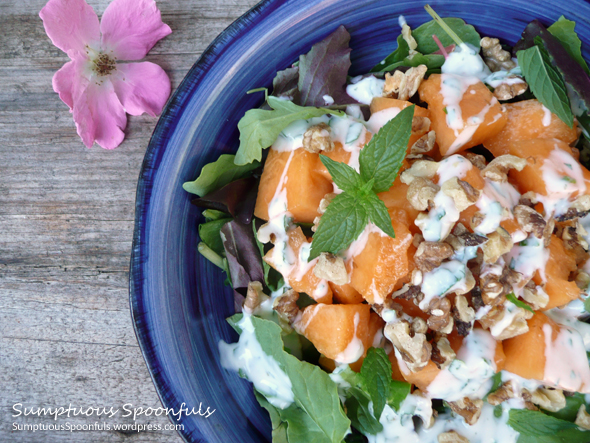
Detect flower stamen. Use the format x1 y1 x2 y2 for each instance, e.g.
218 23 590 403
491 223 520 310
93 53 116 76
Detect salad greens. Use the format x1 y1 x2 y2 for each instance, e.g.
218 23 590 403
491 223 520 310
183 8 590 443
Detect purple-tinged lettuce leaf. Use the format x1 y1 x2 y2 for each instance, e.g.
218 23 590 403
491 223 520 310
272 65 300 102
298 25 354 107
191 176 259 225
220 219 265 296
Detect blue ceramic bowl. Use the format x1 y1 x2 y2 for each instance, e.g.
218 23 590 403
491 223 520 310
130 0 590 441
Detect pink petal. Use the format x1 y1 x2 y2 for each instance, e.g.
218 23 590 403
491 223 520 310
100 0 172 60
52 59 85 109
72 77 127 149
40 0 100 57
111 62 170 117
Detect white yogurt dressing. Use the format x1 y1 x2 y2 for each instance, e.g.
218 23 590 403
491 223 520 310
475 179 521 236
366 107 402 134
505 235 549 283
334 313 366 364
419 260 469 310
541 105 552 127
219 314 294 408
416 192 460 242
436 154 473 183
347 75 385 105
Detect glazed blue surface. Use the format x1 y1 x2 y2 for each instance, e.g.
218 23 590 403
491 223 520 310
130 0 590 442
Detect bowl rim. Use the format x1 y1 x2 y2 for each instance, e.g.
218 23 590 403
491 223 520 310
128 0 274 441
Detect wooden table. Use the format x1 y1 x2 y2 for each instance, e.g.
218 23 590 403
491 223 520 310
0 0 258 441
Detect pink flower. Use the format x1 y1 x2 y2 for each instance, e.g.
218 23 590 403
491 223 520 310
40 0 172 149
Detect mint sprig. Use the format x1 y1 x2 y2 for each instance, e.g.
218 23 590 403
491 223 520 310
309 106 414 260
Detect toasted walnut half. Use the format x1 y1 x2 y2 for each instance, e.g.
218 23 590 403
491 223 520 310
438 431 470 443
530 388 567 412
431 337 456 369
448 397 484 425
482 227 513 264
303 122 334 154
400 160 440 185
442 177 481 212
482 155 527 182
313 252 348 285
273 289 300 326
493 81 528 101
243 281 268 313
575 405 590 430
383 65 428 101
481 37 517 72
427 297 454 334
414 241 454 272
384 321 432 372
407 177 440 211
514 205 546 239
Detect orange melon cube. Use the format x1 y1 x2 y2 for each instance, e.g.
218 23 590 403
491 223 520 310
350 209 413 304
533 235 581 310
484 100 579 157
264 227 332 304
377 175 421 226
329 282 364 304
296 303 377 363
370 97 430 147
418 74 506 156
254 148 333 223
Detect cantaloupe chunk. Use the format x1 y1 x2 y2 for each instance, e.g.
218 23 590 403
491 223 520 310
377 174 421 226
503 312 559 380
532 235 580 310
370 97 430 147
315 133 372 181
350 209 413 304
418 74 506 156
254 148 333 223
264 227 332 304
504 138 590 198
329 282 364 304
297 304 380 364
484 100 579 157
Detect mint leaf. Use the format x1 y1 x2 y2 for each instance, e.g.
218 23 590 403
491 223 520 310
359 348 392 419
506 292 535 313
362 193 395 238
235 96 342 165
548 16 590 75
412 18 480 54
388 380 411 411
359 105 414 193
199 217 231 256
309 193 368 260
183 154 260 197
298 25 353 107
320 155 364 193
517 45 574 128
486 372 503 398
508 409 590 442
345 387 383 436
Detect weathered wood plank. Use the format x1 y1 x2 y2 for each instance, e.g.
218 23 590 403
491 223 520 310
0 0 259 441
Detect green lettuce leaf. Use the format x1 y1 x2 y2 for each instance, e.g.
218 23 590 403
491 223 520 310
548 16 590 75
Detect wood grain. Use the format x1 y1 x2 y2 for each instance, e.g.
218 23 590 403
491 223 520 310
0 0 259 441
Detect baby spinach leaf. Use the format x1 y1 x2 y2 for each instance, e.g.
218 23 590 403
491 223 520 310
235 96 343 165
508 409 590 442
548 16 590 75
345 387 383 436
309 192 368 260
183 154 260 197
388 380 411 411
298 25 353 107
412 17 480 54
506 293 535 313
359 348 392 419
362 193 395 238
320 155 365 193
517 44 574 128
359 105 414 193
370 35 410 72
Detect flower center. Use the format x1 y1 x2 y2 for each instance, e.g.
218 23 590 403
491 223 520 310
93 53 116 76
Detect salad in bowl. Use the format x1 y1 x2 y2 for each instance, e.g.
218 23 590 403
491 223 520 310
182 6 590 443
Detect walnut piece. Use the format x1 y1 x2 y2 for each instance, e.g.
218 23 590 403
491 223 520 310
243 281 268 313
448 397 484 425
482 227 513 264
442 177 481 212
407 177 440 211
410 131 436 155
493 81 528 101
574 270 590 291
383 65 428 101
530 387 566 412
302 122 333 153
555 195 590 222
521 282 549 310
575 405 590 430
400 160 440 185
481 37 517 72
313 252 348 285
312 192 337 232
482 155 527 182
454 294 475 323
438 431 470 443
487 381 517 406
514 205 546 238
464 152 488 170
427 297 454 334
414 241 454 272
431 337 456 369
273 289 300 326
384 321 432 372
481 302 532 340
412 116 431 134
